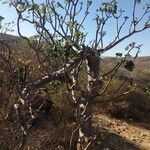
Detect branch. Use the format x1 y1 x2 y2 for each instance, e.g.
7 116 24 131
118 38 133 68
97 1 150 53
69 127 79 150
98 59 124 96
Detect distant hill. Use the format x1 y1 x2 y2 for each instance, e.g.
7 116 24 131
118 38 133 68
102 56 150 87
0 33 21 43
0 33 149 87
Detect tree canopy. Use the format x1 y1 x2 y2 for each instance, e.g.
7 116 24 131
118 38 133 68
0 0 150 149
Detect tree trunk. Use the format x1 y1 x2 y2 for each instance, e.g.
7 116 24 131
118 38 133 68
77 50 102 150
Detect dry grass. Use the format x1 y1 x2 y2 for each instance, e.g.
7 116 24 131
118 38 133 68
0 34 150 149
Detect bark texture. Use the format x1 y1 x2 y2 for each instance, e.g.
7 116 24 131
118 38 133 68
77 49 102 150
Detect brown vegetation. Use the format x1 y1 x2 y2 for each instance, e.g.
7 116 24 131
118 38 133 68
0 34 150 150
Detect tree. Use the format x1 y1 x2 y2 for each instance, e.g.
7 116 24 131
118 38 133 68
0 0 150 149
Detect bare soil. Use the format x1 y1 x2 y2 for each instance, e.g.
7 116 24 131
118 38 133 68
93 113 150 150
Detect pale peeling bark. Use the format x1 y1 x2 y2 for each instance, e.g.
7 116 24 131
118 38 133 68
86 51 102 95
77 50 102 150
12 57 83 149
14 99 28 150
14 71 65 149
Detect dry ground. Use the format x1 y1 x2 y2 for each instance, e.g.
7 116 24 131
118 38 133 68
93 113 150 150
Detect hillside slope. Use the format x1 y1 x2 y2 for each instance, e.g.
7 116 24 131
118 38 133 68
0 33 150 149
101 56 150 87
93 113 150 150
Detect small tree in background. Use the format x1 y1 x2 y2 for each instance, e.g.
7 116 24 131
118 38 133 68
0 0 150 149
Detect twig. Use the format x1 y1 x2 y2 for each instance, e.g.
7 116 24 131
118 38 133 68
69 127 79 150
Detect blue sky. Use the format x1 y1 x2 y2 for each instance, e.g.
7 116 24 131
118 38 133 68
0 0 150 56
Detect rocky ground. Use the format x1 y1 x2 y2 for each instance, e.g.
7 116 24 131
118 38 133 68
93 114 150 150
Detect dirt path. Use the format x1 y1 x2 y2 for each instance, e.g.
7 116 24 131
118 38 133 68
93 114 150 150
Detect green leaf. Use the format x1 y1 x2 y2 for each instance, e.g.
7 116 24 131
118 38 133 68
52 45 59 58
124 60 135 71
64 44 72 57
68 21 73 31
75 31 82 43
70 49 79 60
100 0 117 14
28 4 40 12
17 2 26 11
